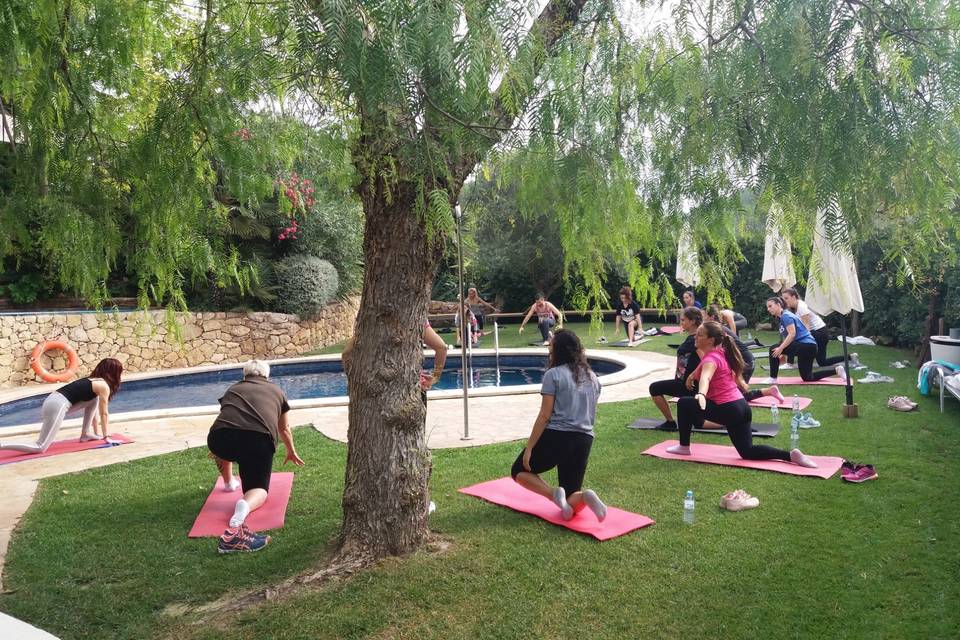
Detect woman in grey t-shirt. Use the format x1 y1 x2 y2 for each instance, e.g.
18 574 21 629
510 330 608 522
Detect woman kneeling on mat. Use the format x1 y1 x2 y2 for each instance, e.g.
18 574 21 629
766 297 838 382
207 360 305 553
666 322 817 468
0 358 123 454
511 330 607 522
647 306 703 431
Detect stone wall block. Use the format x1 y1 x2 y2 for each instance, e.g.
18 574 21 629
0 297 359 388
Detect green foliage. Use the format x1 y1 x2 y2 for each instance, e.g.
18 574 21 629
3 0 957 320
288 199 364 298
0 0 359 311
273 255 339 318
457 171 565 311
5 272 49 305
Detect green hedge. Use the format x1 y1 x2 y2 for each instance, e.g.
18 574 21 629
273 255 339 318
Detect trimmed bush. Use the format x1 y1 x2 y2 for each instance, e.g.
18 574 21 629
273 255 339 318
288 200 364 297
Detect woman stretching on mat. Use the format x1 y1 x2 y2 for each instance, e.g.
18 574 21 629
647 307 703 431
706 304 748 336
684 311 783 419
614 286 644 344
519 293 564 346
666 322 817 467
766 297 838 382
0 358 123 454
780 288 845 370
511 330 607 522
207 360 304 552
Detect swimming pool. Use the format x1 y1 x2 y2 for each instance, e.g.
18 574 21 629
0 354 626 429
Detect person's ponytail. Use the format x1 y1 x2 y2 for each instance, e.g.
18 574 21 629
720 333 748 391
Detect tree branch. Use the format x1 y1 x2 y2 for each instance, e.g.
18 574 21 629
451 0 591 184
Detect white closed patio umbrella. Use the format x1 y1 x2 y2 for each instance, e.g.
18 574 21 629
805 206 864 414
676 218 701 288
761 203 796 292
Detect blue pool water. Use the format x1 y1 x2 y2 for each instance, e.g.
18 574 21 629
0 356 624 428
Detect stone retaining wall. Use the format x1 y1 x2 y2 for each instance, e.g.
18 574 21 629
0 298 359 388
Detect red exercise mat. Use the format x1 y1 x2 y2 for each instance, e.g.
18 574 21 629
748 395 813 410
642 440 843 479
0 434 134 466
752 376 849 386
188 472 295 538
459 477 654 541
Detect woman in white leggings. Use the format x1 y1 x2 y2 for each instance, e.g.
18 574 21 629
1 358 123 454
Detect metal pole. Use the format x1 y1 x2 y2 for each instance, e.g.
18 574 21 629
454 204 471 440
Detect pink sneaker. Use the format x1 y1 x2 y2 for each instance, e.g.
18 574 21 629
844 464 878 483
720 489 760 511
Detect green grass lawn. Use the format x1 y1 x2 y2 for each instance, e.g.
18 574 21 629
2 341 959 639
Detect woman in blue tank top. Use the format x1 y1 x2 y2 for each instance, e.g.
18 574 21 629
765 298 840 382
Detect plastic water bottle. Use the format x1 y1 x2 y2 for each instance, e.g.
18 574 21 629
770 404 780 426
791 394 801 428
790 420 800 451
683 490 695 525
746 330 753 342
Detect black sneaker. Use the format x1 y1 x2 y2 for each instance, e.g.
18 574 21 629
655 420 678 431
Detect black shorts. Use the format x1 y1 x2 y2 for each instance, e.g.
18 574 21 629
510 429 593 495
207 428 275 493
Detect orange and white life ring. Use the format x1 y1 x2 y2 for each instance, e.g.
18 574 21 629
30 340 80 383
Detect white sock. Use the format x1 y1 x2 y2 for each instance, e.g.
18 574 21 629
552 487 574 521
790 449 818 468
835 364 847 381
582 489 607 522
666 444 691 455
80 433 101 442
223 478 241 493
229 499 251 527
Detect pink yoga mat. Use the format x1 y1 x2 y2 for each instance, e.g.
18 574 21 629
642 440 843 479
752 376 849 386
459 477 654 541
188 472 295 538
748 395 813 410
0 434 134 466
657 325 683 335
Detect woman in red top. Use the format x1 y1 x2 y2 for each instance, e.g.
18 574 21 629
666 322 817 467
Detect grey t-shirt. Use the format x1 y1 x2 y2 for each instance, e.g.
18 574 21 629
542 365 601 436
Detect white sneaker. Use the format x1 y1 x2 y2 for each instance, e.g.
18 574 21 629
720 489 760 511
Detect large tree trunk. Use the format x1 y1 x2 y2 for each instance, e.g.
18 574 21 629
331 0 590 563
338 179 445 559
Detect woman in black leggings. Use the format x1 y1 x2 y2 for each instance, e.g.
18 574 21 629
781 288 844 368
648 306 704 431
765 297 838 382
666 321 817 467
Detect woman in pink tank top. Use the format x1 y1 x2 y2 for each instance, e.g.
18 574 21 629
666 322 818 468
